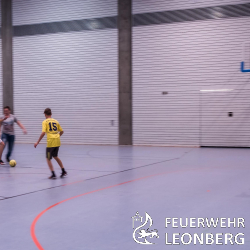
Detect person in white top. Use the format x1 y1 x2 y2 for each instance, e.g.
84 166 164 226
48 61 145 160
0 106 27 164
0 117 6 165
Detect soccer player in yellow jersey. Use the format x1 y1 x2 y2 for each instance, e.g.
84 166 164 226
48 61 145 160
34 108 67 179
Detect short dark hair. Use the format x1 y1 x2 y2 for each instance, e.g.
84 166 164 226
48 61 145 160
4 106 11 110
44 108 52 116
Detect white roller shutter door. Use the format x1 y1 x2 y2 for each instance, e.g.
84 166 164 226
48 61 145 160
133 0 249 13
133 17 250 146
13 0 118 145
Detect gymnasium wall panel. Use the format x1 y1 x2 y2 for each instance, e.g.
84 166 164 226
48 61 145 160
13 0 118 145
201 89 250 147
133 0 249 14
133 15 250 146
13 0 117 25
14 30 118 145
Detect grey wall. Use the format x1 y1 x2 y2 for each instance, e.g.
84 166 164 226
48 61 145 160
13 0 117 25
2 0 249 147
13 0 118 145
132 1 250 147
133 0 250 13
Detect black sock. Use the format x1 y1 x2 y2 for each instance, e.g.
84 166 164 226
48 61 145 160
51 171 56 176
62 168 66 174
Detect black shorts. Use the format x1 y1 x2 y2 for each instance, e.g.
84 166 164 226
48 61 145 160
46 147 59 160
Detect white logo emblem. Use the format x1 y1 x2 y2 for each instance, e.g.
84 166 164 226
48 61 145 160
132 211 159 245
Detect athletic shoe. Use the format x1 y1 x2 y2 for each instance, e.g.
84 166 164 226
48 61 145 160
0 160 5 165
60 172 67 178
48 175 56 179
6 157 10 162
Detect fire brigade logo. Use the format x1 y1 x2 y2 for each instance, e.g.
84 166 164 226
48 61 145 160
132 212 159 245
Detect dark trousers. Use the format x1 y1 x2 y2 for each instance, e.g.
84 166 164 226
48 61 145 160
1 133 15 159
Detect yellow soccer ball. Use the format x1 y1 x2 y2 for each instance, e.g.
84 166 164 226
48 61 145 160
9 160 16 167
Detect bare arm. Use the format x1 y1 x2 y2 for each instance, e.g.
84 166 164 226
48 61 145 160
59 131 64 136
16 121 27 134
34 132 46 148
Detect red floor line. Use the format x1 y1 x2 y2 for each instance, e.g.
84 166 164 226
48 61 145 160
30 167 208 250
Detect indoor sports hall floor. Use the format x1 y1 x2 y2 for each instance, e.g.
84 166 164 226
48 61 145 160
0 144 249 250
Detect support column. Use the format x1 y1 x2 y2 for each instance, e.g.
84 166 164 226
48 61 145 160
118 0 132 145
2 0 13 112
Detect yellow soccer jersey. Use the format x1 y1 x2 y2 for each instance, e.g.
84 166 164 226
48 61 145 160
42 118 63 148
